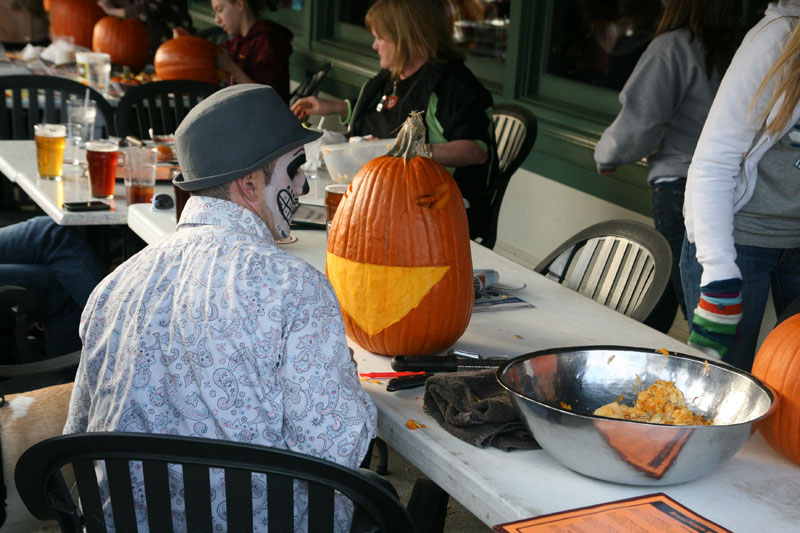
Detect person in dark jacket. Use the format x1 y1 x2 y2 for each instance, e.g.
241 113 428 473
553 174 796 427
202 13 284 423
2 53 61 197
212 0 293 103
291 0 498 246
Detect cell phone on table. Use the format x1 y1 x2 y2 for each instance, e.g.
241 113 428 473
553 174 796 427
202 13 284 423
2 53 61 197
63 201 111 212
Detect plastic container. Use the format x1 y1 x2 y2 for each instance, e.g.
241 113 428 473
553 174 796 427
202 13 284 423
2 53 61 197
321 138 395 183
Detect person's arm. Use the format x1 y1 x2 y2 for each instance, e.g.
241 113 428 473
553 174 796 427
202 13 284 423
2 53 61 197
97 0 125 17
594 34 687 173
216 49 255 85
278 270 377 469
291 96 349 120
429 139 486 167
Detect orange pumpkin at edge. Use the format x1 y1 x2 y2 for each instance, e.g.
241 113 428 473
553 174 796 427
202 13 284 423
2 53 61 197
48 0 105 49
325 111 474 356
154 35 222 84
751 313 800 466
93 16 151 73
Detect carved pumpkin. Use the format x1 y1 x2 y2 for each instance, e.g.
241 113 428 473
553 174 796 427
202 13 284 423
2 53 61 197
154 36 222 84
751 313 800 466
326 112 474 356
92 17 150 72
48 0 105 49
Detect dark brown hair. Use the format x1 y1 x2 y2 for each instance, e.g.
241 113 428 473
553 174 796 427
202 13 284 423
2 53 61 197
656 0 743 78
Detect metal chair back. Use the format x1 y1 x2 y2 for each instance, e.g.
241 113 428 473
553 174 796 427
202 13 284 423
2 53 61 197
486 103 537 248
16 432 418 533
0 75 115 139
289 62 332 106
535 219 672 322
114 80 221 139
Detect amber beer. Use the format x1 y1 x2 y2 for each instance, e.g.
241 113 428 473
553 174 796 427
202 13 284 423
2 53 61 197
126 185 155 205
324 183 348 237
86 140 119 198
34 124 67 180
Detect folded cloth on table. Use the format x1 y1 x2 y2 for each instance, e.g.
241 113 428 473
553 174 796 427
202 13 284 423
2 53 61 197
423 369 539 451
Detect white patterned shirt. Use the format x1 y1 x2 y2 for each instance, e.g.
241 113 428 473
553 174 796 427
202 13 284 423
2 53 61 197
64 196 377 531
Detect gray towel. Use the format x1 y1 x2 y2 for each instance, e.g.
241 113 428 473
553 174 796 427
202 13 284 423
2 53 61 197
422 369 539 451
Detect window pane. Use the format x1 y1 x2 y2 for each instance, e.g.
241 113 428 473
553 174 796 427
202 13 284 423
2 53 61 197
334 1 510 62
445 0 510 61
546 0 663 91
278 0 304 10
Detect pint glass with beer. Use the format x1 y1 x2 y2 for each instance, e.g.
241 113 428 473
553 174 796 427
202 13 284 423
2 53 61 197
34 123 67 180
86 140 121 198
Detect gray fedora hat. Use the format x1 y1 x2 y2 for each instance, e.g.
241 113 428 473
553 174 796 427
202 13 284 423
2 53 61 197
173 84 321 191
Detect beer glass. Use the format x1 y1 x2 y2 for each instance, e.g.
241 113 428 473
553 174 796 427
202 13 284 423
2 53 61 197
324 183 348 238
34 123 67 180
124 147 157 205
67 100 97 145
86 140 121 198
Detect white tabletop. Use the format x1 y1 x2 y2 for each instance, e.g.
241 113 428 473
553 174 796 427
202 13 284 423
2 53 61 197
0 140 172 225
127 204 800 532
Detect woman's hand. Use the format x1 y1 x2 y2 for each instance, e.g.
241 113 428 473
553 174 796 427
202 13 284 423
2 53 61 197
97 0 124 17
291 97 347 120
215 48 236 74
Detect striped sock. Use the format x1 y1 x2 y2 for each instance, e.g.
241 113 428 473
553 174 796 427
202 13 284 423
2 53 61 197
688 278 742 359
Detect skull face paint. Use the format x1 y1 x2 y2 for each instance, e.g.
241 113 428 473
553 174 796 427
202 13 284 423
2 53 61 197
263 148 308 239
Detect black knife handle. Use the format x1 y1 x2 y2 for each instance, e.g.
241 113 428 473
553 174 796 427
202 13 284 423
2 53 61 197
386 373 432 391
391 355 458 373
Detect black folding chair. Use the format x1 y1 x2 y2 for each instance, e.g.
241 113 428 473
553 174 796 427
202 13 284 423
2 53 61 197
114 80 221 139
16 432 428 532
289 62 332 106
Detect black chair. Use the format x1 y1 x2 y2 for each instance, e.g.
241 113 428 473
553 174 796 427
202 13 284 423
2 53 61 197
16 432 423 533
290 62 332 106
0 285 81 393
114 80 221 139
485 103 537 249
0 75 115 140
535 219 672 323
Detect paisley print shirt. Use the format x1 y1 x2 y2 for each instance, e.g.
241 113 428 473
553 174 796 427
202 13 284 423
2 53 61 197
64 196 377 531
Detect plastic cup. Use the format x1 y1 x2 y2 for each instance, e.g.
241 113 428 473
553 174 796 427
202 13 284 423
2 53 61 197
324 183 348 237
75 52 111 93
67 100 97 145
86 140 121 198
63 123 83 167
124 147 158 205
34 123 67 180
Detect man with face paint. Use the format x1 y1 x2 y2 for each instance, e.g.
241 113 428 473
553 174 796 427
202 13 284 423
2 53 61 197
64 85 378 532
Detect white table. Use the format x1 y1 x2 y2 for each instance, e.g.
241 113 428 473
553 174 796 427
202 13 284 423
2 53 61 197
127 203 800 532
0 140 172 225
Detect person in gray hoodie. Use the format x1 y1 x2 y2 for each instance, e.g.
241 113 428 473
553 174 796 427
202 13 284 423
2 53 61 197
594 0 742 332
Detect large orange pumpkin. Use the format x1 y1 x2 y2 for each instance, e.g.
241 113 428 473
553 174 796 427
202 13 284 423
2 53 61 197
154 36 222 84
751 313 800 466
326 112 474 356
92 17 150 72
48 0 105 49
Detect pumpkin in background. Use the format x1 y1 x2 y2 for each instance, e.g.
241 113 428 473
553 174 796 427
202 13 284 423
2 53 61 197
751 313 800 466
326 111 474 356
154 36 221 84
92 17 150 72
43 0 52 11
48 0 105 49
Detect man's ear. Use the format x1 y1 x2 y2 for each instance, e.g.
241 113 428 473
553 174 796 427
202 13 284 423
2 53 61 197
232 171 260 202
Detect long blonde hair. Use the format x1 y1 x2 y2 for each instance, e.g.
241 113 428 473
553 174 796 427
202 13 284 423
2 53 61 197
365 0 463 80
752 18 800 136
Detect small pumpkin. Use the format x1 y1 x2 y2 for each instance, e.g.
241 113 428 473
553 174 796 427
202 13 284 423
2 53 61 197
154 36 222 84
326 111 474 356
48 0 105 49
92 16 150 72
751 313 800 466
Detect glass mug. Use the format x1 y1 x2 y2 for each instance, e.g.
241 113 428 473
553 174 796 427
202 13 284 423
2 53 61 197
34 123 67 180
86 140 122 198
66 100 97 146
324 183 348 237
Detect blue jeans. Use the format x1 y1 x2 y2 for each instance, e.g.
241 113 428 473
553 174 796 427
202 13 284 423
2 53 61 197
0 216 106 356
680 237 800 371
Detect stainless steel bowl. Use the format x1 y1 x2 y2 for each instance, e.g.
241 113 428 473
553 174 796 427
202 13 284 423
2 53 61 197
497 346 775 486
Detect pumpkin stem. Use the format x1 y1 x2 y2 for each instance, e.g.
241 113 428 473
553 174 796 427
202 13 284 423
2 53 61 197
386 110 430 161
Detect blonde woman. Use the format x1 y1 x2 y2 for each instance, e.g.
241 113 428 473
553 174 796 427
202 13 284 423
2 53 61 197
291 0 499 246
682 0 800 371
